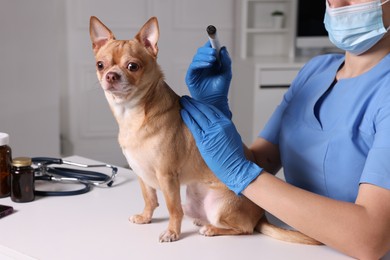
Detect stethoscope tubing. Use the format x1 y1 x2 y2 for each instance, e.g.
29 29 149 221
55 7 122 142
32 157 118 196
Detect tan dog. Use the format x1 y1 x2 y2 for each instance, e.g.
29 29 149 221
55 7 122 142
89 16 320 244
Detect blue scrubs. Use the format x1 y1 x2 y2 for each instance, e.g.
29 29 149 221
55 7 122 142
260 53 390 202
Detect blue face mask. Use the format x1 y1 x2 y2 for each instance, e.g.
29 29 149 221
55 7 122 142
324 0 390 55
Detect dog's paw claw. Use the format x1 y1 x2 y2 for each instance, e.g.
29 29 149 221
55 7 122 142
159 229 180 242
129 214 151 224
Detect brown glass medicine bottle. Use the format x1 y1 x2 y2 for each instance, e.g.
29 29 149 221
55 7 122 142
11 157 35 202
0 133 12 198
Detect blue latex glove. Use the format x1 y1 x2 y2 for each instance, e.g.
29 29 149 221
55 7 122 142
185 41 232 119
180 96 263 195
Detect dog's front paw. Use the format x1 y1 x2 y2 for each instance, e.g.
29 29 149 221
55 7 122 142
129 214 152 224
159 229 180 242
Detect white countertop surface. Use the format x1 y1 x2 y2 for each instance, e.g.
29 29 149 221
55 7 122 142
0 155 388 260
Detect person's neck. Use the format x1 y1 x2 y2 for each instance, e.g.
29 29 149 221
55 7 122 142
337 38 390 80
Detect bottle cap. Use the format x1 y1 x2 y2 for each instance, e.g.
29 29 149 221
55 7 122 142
12 157 32 167
0 133 10 146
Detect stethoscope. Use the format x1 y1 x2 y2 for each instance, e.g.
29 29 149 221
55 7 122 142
32 157 118 196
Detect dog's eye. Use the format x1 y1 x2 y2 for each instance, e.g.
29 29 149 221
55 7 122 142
97 61 104 71
127 62 139 72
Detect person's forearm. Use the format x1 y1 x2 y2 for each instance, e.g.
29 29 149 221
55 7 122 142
243 173 390 260
244 139 282 175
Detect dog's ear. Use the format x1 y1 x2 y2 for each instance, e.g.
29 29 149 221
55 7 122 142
135 17 159 58
89 16 115 54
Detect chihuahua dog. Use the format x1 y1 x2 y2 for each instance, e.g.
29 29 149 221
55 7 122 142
89 16 320 244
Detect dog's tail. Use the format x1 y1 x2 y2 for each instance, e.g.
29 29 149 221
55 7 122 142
255 216 322 245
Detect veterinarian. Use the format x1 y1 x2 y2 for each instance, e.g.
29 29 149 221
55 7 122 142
180 0 390 259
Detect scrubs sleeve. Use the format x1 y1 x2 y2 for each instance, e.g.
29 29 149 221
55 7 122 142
258 67 305 144
360 98 390 190
258 98 288 145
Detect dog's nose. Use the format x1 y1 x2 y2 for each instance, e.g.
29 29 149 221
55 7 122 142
106 72 121 82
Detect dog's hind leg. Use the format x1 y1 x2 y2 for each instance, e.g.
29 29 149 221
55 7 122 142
129 177 159 224
199 210 256 236
200 189 263 237
183 183 209 227
200 224 253 236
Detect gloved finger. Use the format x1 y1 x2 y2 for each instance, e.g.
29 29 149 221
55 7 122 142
180 96 223 127
188 58 214 71
203 41 212 48
180 108 204 142
187 98 224 124
180 96 210 129
186 49 216 77
219 47 232 70
192 49 217 64
185 61 211 87
192 41 217 60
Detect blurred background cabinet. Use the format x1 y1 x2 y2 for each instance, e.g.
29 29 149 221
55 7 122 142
233 0 301 143
239 0 297 59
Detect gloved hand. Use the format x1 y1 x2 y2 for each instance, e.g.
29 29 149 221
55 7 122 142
180 96 262 195
185 41 232 119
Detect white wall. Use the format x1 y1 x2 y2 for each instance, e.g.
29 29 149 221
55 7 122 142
0 0 64 157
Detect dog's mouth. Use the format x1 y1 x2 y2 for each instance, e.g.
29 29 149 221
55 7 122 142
107 86 131 93
101 79 132 93
106 86 133 98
